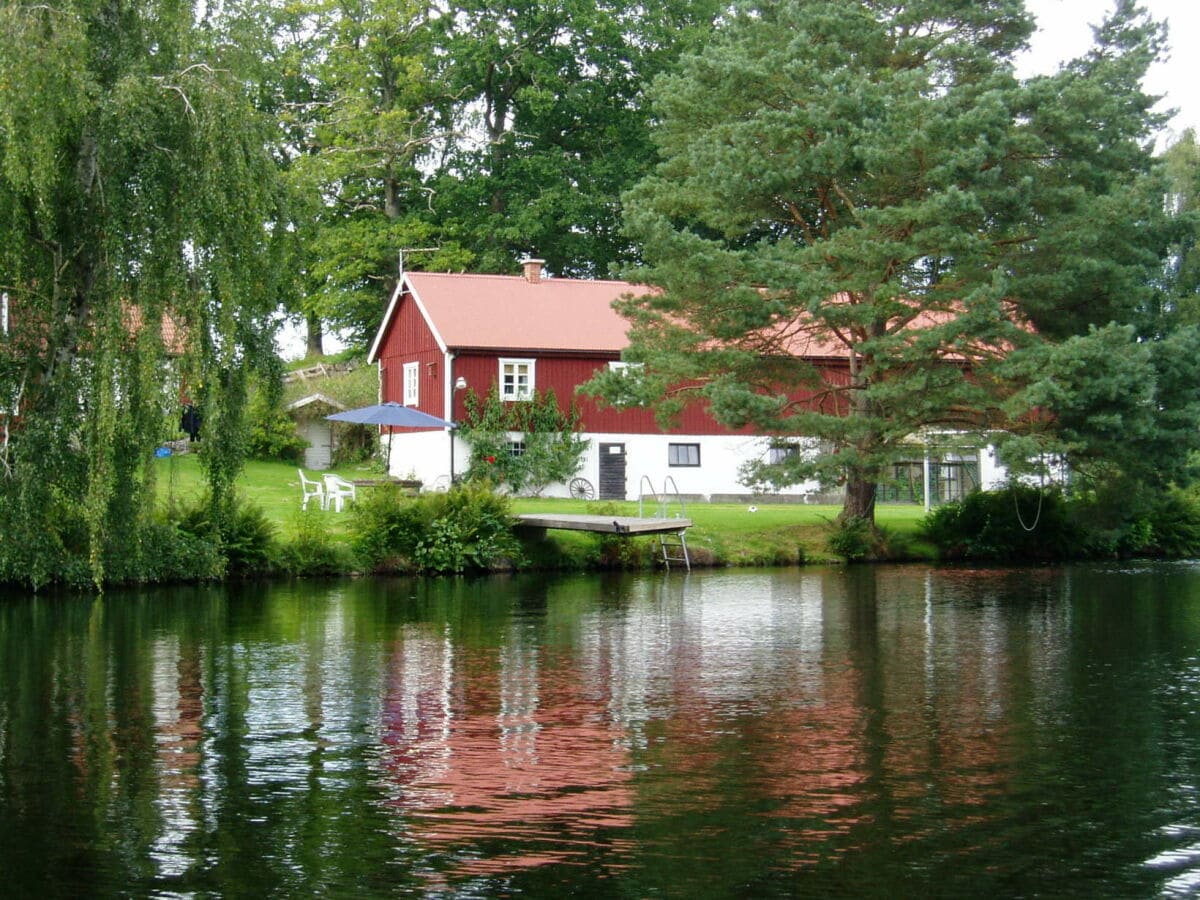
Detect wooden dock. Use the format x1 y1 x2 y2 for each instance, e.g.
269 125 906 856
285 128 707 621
514 514 692 535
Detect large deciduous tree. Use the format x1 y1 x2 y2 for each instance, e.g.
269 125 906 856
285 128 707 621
0 0 283 586
594 0 1187 525
428 0 720 277
278 0 474 347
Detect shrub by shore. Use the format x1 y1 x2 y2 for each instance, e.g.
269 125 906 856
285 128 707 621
4 456 1200 590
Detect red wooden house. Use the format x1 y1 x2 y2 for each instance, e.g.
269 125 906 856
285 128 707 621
368 260 853 500
368 260 1009 500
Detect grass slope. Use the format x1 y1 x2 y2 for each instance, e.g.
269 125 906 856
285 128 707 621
155 455 936 566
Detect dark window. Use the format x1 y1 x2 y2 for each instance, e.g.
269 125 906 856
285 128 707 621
769 444 799 465
508 440 526 458
668 443 700 467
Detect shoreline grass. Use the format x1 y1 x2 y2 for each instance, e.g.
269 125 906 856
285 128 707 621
156 455 937 569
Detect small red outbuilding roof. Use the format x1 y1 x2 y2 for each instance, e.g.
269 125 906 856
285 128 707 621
369 271 654 361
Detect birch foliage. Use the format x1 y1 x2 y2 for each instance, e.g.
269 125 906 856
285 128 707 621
0 0 283 586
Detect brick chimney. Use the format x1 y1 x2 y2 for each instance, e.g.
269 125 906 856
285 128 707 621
521 258 545 284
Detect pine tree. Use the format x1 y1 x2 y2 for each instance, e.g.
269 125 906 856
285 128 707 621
598 0 1179 524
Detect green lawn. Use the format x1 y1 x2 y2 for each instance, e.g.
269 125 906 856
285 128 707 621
155 455 937 565
154 454 378 537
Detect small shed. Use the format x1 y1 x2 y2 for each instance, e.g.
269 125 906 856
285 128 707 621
286 393 346 470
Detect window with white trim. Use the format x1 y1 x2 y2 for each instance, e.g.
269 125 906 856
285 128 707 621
606 360 645 406
499 358 535 401
668 443 700 467
508 440 526 458
403 362 419 406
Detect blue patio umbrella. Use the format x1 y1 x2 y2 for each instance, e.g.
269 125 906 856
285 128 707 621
326 402 454 471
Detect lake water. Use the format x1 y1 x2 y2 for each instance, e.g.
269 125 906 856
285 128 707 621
1 564 1199 898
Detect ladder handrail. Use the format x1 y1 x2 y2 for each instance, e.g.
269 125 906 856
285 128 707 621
638 475 692 571
639 475 688 520
638 475 657 518
661 476 686 519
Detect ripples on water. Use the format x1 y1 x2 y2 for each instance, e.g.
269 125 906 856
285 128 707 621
1 565 1199 897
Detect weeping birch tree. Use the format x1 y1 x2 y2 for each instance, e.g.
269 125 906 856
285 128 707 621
0 0 284 586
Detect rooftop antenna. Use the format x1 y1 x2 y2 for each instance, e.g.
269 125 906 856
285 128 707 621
398 247 439 279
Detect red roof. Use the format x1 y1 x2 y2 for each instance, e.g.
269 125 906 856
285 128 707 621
369 271 1014 364
371 272 654 360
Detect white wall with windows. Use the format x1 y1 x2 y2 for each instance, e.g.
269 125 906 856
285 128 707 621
378 428 1012 502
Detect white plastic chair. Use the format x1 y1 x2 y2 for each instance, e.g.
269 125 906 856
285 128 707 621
298 469 326 511
323 474 357 512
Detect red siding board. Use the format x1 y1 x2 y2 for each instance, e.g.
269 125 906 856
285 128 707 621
377 292 448 431
445 352 852 435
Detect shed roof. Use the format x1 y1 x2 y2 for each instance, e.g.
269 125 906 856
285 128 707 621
286 393 346 417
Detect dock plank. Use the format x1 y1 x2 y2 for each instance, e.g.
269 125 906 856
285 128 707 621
515 514 692 535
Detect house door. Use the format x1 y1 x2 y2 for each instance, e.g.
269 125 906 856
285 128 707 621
598 443 626 500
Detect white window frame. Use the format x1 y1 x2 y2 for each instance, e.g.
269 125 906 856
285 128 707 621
499 358 535 401
1 291 8 336
402 362 419 406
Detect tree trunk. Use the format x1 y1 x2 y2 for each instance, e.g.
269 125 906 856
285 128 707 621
305 312 324 358
841 470 878 524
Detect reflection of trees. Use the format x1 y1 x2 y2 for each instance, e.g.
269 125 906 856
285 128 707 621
2 568 1199 895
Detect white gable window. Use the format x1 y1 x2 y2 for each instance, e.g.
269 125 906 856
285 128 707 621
403 362 419 406
499 358 535 401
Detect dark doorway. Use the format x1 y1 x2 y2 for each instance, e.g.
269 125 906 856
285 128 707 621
598 443 627 500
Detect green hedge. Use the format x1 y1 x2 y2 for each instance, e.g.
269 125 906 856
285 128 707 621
349 483 523 574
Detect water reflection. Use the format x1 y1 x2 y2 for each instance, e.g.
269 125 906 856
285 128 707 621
1 565 1199 897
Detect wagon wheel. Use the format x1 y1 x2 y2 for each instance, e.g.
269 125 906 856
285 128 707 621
569 477 595 500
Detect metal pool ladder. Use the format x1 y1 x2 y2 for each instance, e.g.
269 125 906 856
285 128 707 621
639 476 691 571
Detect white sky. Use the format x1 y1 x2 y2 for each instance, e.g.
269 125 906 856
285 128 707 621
1020 0 1199 143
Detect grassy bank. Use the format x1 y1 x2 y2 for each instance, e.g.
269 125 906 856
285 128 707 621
154 454 935 569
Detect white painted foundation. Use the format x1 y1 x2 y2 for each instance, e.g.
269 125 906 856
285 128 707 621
384 430 1018 502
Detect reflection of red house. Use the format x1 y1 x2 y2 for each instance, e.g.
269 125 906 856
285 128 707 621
378 628 635 881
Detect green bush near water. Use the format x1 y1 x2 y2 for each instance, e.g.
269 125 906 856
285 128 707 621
920 484 1200 561
0 490 226 589
274 508 358 576
920 486 1078 561
349 483 523 574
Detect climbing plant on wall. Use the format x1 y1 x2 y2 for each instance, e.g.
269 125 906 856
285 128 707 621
457 388 587 496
